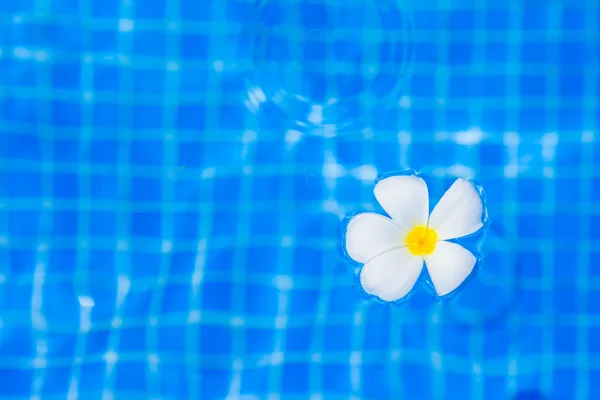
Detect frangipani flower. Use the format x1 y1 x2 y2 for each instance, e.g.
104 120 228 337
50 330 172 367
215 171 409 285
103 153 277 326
344 174 486 302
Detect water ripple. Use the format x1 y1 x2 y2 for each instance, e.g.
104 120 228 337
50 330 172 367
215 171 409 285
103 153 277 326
239 0 415 135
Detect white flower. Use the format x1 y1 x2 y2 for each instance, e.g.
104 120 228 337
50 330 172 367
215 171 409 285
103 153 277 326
344 175 486 302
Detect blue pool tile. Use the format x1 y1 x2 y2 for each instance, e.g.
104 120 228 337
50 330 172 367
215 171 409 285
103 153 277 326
284 326 314 352
119 327 148 352
93 65 120 92
115 362 147 391
133 105 164 130
92 103 120 128
52 101 82 127
202 282 233 311
199 369 231 399
131 177 163 202
91 29 119 53
244 284 279 316
42 282 80 329
48 249 77 275
245 328 275 355
484 376 508 400
123 290 154 318
133 0 166 20
401 363 431 400
181 0 213 21
90 211 118 236
127 251 160 279
448 43 475 66
181 34 210 59
176 105 207 130
483 329 511 359
161 365 189 398
53 173 79 199
1 97 39 123
132 32 167 58
291 247 323 276
322 364 352 394
88 250 116 274
328 285 360 314
485 10 510 30
53 211 79 236
590 371 600 399
516 288 544 315
519 325 544 355
131 212 162 237
90 0 118 17
293 175 324 202
52 62 82 89
553 370 577 399
41 367 72 396
444 372 472 400
199 325 233 355
363 322 390 351
80 362 107 392
160 284 191 313
252 176 283 202
335 177 366 203
90 174 119 199
0 327 34 357
8 211 40 237
245 246 280 274
0 369 33 396
85 329 111 356
0 133 41 161
132 68 166 93
281 363 311 393
240 367 270 396
157 325 187 352
553 324 578 354
323 324 352 352
2 171 42 198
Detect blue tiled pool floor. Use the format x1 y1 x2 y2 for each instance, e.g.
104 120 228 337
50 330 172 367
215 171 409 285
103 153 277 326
0 0 599 399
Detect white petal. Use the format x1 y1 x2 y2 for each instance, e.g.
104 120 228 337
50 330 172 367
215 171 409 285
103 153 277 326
428 178 484 240
359 247 423 302
345 213 404 264
373 175 429 231
424 241 477 296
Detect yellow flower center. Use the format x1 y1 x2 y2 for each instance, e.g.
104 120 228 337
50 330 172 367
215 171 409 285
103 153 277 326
405 225 438 256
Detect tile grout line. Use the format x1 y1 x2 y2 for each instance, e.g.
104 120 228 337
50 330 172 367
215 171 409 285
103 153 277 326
101 0 135 397
575 1 598 398
504 1 523 396
29 0 53 397
67 0 95 398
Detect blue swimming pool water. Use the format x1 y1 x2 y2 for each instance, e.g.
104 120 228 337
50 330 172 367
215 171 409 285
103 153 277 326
0 0 599 399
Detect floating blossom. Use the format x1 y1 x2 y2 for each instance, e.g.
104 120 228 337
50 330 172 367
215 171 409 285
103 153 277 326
344 174 487 302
